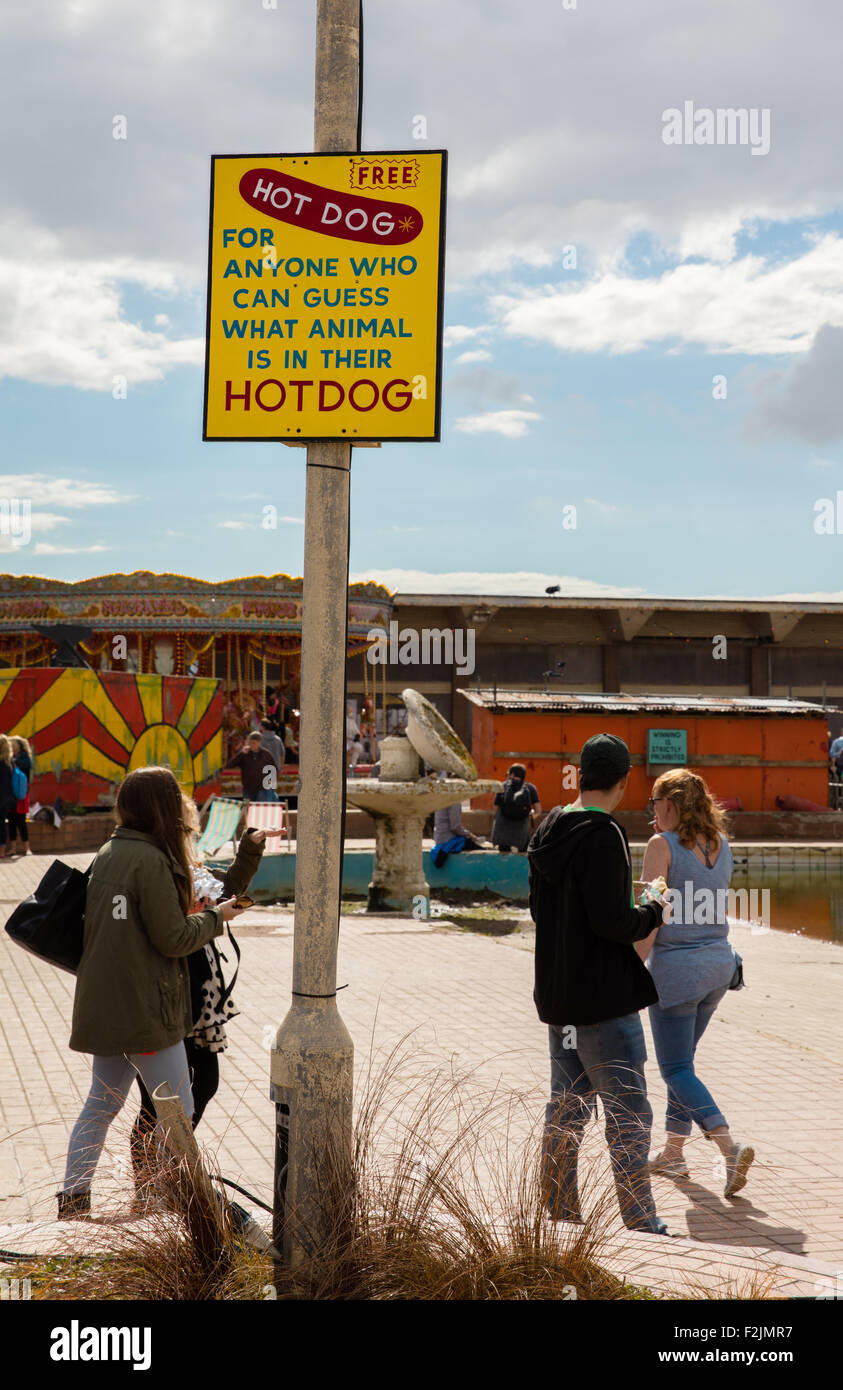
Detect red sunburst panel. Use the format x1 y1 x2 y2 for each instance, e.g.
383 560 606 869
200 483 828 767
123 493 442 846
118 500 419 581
0 669 64 730
34 704 132 768
162 679 191 728
97 672 149 739
188 689 225 757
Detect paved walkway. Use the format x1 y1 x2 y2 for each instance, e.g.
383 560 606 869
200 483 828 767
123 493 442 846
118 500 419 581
1 852 841 1298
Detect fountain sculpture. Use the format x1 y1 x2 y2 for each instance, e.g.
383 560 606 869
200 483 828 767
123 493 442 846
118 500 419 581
345 688 501 912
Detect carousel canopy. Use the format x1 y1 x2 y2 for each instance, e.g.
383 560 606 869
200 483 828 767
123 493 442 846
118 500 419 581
0 571 394 637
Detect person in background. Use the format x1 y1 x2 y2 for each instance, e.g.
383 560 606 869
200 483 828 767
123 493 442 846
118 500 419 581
348 733 364 771
0 736 14 861
637 769 754 1199
829 731 843 780
259 717 285 769
265 688 282 734
346 704 361 772
284 721 299 762
9 736 33 856
225 730 281 803
432 797 488 867
58 766 245 1219
492 762 541 853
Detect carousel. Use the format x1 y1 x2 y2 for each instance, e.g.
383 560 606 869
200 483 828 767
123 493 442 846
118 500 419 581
0 571 393 806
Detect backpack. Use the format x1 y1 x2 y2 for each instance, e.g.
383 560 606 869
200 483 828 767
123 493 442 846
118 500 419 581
11 766 27 800
500 777 532 820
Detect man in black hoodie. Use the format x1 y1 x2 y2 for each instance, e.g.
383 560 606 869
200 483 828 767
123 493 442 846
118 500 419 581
528 733 667 1234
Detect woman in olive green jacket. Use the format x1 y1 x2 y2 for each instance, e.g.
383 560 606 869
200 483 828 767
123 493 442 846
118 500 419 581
60 766 245 1218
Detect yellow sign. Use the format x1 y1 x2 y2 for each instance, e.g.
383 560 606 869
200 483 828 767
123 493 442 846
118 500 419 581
203 150 447 442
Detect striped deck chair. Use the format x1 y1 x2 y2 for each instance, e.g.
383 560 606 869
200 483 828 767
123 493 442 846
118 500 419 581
196 796 243 856
245 799 292 852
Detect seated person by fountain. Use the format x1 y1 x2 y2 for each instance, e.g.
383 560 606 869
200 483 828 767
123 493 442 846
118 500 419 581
432 788 490 867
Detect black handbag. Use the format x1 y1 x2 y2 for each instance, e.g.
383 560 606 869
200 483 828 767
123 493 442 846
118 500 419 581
4 859 90 974
729 950 745 990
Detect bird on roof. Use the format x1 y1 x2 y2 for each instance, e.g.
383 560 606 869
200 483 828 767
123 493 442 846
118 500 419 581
545 584 561 595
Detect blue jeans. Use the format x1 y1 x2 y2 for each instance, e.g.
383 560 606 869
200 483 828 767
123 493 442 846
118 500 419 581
252 789 279 803
648 986 729 1137
64 1044 194 1195
544 1013 661 1232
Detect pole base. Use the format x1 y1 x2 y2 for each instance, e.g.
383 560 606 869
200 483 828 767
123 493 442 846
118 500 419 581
270 998 354 1272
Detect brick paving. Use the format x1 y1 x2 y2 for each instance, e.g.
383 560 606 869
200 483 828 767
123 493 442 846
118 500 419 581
1 850 841 1298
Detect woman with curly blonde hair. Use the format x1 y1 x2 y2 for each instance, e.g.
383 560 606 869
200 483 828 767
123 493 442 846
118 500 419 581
637 769 754 1199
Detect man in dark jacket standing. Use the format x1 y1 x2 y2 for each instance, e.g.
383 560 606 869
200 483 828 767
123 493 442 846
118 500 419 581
225 731 280 802
528 733 667 1234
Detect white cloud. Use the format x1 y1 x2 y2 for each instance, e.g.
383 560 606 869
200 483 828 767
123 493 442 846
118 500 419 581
454 349 492 364
3 0 843 291
455 409 542 438
491 235 843 356
0 475 134 508
0 223 203 390
218 514 304 529
443 324 492 348
584 498 620 514
0 474 131 552
350 569 645 597
31 542 110 555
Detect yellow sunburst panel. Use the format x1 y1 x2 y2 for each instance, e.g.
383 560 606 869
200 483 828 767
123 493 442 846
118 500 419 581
127 725 195 792
136 676 164 728
176 679 218 739
25 670 135 751
35 736 127 785
193 731 223 786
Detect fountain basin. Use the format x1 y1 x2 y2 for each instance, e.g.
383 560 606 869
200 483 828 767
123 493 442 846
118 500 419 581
346 777 499 818
346 776 501 912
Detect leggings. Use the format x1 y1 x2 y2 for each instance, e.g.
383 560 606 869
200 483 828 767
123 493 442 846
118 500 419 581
132 1040 219 1178
63 1043 193 1195
8 811 28 843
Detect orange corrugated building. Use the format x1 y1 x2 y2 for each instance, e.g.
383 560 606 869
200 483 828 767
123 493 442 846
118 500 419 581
462 690 833 813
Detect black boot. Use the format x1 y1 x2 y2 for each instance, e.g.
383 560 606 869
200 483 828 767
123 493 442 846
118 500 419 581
57 1190 91 1221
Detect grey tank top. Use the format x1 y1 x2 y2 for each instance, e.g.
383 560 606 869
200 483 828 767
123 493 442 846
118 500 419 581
647 830 736 1008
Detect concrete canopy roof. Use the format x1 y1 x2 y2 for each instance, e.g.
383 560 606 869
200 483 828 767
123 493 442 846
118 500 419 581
393 593 843 646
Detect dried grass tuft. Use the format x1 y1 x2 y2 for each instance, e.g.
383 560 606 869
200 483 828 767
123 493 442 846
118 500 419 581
272 1039 635 1301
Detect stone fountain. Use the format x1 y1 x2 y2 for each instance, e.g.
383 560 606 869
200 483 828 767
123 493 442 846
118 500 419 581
345 688 501 912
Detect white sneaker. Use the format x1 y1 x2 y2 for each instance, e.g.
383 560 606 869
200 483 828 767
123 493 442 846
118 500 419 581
724 1143 755 1198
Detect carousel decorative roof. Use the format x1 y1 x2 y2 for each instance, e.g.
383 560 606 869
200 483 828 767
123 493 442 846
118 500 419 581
0 571 394 635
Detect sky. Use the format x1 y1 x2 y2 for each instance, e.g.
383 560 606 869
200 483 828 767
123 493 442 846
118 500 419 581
2 0 843 600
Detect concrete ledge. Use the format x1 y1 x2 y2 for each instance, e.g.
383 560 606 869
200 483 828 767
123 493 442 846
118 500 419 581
212 837 843 906
618 809 843 840
343 806 843 842
209 847 530 902
24 812 115 856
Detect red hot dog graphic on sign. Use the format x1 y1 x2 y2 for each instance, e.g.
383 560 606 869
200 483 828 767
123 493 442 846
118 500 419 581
239 169 423 246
